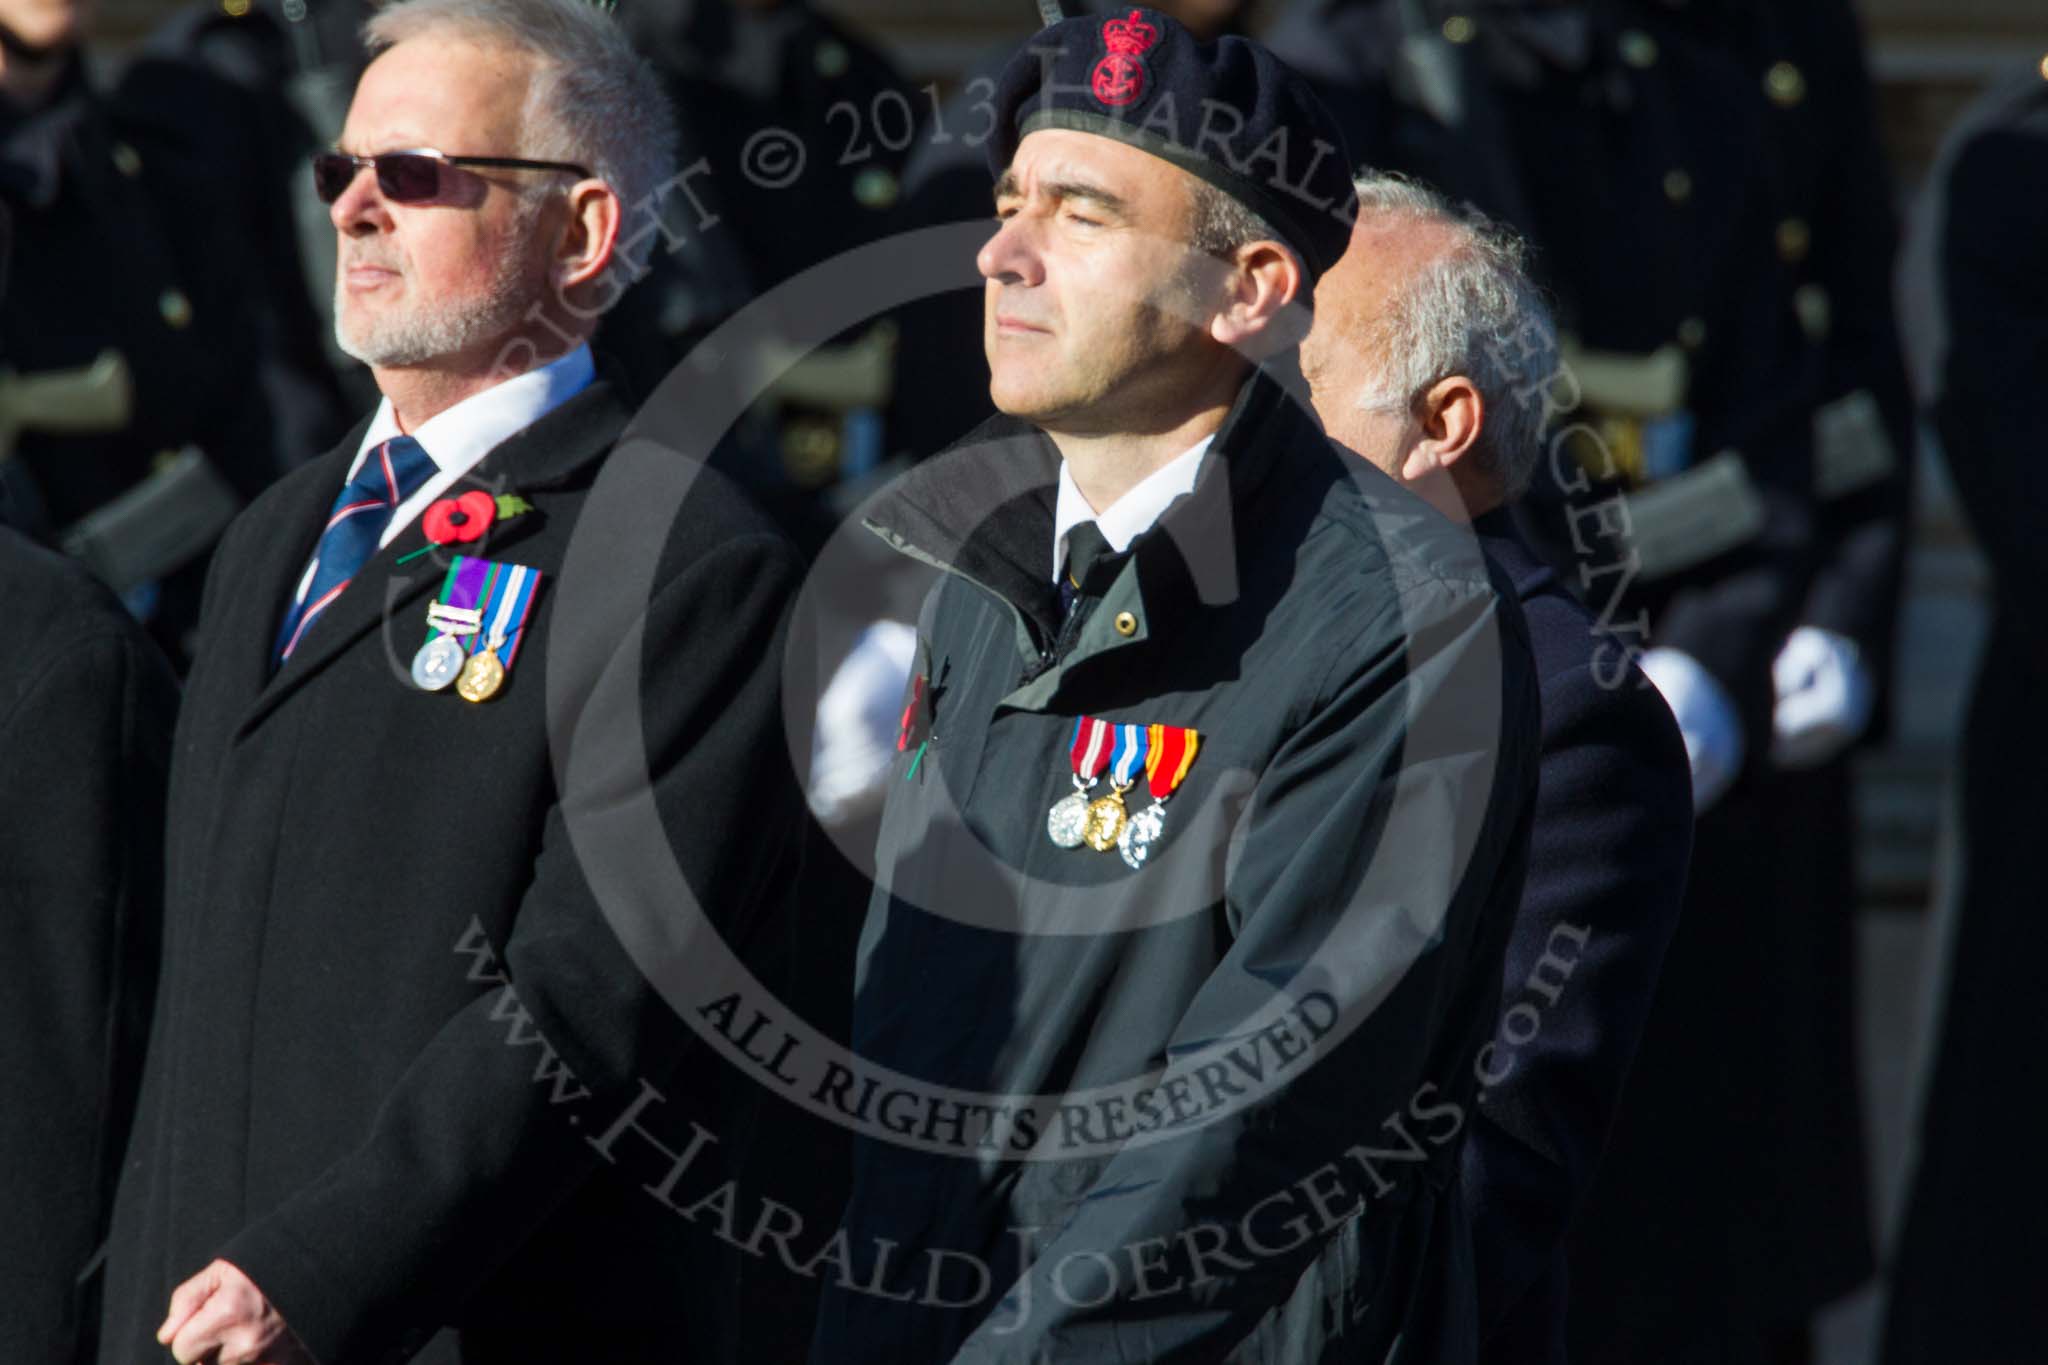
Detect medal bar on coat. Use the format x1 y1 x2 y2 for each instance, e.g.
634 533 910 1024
1118 723 1200 869
1048 716 1115 848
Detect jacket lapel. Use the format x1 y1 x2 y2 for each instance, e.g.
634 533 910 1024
204 427 366 726
234 383 629 738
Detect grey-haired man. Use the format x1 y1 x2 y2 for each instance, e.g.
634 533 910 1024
1302 174 1693 1363
99 1 806 1361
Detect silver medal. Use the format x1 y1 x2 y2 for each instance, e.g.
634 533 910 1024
411 633 468 692
1047 783 1093 848
1118 800 1169 870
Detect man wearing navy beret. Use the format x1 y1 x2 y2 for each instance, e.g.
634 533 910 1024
815 9 1540 1361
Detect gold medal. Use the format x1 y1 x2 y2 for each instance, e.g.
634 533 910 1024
1083 784 1131 852
456 647 506 702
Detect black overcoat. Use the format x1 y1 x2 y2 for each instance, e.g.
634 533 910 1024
1460 513 1692 1365
0 529 176 1364
97 384 810 1363
811 374 1541 1363
1881 73 2048 1363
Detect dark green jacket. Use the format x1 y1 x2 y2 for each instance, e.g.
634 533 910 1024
814 373 1540 1363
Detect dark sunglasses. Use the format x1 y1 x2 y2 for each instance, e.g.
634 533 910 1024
313 148 593 205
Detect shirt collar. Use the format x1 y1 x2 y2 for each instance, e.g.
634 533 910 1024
1051 435 1214 583
353 343 597 480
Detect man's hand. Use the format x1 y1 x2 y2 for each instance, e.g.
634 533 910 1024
1638 646 1743 815
1770 625 1875 769
157 1260 316 1365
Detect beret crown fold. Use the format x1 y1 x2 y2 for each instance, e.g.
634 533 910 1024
988 6 1356 279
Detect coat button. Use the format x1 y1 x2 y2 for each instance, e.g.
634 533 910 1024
1663 169 1693 204
1113 611 1138 637
1619 30 1658 69
159 289 193 329
1441 15 1476 44
111 142 142 176
1677 317 1708 350
1776 218 1812 263
1765 61 1806 107
853 166 898 210
1795 284 1832 341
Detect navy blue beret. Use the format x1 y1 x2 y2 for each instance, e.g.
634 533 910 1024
987 7 1356 279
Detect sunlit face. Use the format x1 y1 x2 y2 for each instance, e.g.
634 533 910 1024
978 129 1223 437
1301 211 1455 473
0 0 89 55
329 32 559 371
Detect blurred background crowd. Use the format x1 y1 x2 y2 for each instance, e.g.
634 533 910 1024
2 0 2042 1361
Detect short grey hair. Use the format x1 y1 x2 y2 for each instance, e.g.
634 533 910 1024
1345 171 1557 499
1188 179 1282 260
365 0 679 284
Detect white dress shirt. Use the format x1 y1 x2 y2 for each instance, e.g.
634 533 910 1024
291 344 594 609
1050 435 1214 583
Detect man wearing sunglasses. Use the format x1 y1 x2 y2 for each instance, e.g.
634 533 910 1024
96 0 809 1362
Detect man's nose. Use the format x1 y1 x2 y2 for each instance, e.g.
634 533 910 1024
329 161 392 236
977 213 1045 287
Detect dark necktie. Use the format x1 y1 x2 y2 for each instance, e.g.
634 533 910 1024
273 435 437 667
1060 520 1117 618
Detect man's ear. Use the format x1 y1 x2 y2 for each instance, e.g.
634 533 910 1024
1210 240 1306 354
1400 374 1483 481
554 179 623 296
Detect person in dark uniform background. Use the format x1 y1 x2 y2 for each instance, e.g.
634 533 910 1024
1304 171 1694 1365
1720 5 1915 1352
815 12 1541 1361
1267 4 1862 1360
0 0 349 665
1883 62 2048 1364
0 526 177 1365
612 0 917 551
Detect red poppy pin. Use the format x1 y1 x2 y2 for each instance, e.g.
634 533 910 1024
399 491 535 565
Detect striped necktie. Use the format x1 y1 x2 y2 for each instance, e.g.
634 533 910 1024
273 435 437 667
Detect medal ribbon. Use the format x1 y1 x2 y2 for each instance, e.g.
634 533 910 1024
1144 724 1200 800
426 556 492 643
1069 716 1114 781
476 562 543 664
1109 723 1149 788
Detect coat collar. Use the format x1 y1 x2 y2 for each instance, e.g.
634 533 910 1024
0 57 90 209
231 381 630 739
865 365 1327 700
1471 506 1556 606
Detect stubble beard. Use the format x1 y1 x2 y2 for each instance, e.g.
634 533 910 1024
334 202 547 370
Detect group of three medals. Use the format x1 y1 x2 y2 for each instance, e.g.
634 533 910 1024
1047 716 1200 870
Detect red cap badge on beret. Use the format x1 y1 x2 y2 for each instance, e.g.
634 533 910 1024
1091 9 1159 109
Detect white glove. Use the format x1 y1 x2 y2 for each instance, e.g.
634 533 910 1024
809 621 920 826
1770 625 1875 770
1638 647 1744 816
